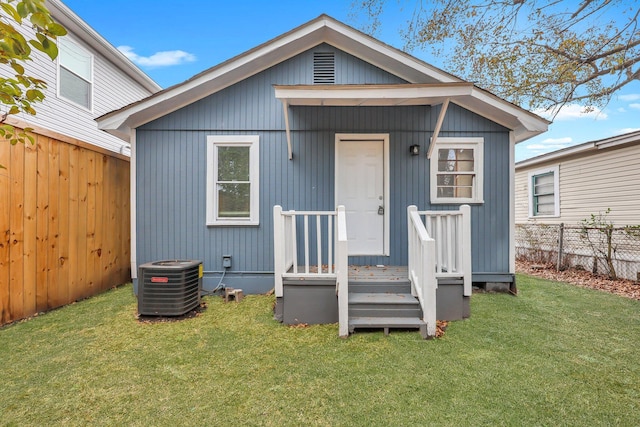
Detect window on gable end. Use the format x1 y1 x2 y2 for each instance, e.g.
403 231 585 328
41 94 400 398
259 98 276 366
528 166 559 217
58 38 93 110
206 136 260 226
430 137 484 204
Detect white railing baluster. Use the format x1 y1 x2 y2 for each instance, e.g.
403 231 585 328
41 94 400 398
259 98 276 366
436 215 442 273
328 215 333 274
446 214 453 273
316 215 322 274
291 212 298 274
304 215 309 274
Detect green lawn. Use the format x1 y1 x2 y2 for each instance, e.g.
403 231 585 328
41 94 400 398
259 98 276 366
1 275 639 426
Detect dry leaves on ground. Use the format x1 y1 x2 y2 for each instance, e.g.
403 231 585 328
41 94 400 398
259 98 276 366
516 260 640 301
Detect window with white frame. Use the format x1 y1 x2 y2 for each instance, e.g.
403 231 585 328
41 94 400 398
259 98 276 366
528 166 559 217
206 136 259 225
430 137 484 204
58 38 93 110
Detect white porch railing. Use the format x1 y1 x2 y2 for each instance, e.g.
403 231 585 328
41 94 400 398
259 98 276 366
273 205 349 336
408 204 472 337
419 205 472 296
407 206 438 337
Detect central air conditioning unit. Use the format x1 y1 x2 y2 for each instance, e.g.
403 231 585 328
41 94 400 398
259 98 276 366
138 260 203 316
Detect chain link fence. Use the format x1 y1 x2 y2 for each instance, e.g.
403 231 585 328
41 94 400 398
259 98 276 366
515 223 640 281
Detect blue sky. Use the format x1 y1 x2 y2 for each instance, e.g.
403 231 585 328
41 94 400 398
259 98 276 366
63 0 640 162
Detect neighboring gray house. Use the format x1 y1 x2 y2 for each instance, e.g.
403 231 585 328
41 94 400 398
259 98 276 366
98 16 548 337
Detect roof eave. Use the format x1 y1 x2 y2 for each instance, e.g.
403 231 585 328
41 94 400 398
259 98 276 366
516 130 640 169
97 14 547 142
96 15 466 134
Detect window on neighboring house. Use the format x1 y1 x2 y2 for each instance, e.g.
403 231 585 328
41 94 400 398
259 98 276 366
206 136 259 226
528 166 559 217
58 38 93 110
430 137 484 204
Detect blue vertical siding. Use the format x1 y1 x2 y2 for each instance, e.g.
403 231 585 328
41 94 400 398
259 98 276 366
136 44 511 289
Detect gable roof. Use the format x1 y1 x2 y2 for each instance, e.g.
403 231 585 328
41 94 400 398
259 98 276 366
47 0 160 94
96 14 548 142
516 130 640 169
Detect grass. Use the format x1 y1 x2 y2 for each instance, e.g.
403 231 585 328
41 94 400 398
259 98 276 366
1 275 639 426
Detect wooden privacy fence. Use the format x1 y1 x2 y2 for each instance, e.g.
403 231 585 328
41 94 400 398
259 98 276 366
0 122 131 326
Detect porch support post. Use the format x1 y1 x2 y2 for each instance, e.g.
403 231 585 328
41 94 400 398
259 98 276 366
336 205 349 338
427 97 450 159
273 205 284 297
281 101 293 160
460 204 472 296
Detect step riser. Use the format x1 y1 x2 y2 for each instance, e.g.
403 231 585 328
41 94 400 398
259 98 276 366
349 283 412 294
349 303 421 312
349 308 422 318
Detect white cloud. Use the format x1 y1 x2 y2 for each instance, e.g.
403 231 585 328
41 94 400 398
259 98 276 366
617 107 627 113
618 94 640 101
618 127 640 134
542 137 572 144
118 45 196 67
534 104 608 121
629 103 640 110
526 137 573 152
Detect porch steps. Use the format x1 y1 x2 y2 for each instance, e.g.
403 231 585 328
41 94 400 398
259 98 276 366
347 279 428 339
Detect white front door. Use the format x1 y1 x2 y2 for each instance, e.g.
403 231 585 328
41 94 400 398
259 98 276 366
335 134 389 256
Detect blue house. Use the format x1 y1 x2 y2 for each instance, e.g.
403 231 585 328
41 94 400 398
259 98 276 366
97 16 548 337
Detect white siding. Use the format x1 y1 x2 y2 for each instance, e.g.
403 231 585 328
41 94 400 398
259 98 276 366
0 25 154 155
516 142 640 226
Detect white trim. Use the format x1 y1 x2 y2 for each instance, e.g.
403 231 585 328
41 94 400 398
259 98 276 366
206 135 260 226
274 83 472 106
509 132 515 275
335 133 390 256
527 165 560 218
57 36 94 112
429 137 484 204
130 129 137 280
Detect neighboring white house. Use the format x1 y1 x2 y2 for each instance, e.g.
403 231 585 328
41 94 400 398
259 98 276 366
515 130 640 227
1 0 161 155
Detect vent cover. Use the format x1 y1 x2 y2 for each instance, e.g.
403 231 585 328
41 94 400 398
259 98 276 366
313 52 335 84
138 260 202 316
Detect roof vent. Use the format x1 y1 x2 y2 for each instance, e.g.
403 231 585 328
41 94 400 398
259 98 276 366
314 52 335 84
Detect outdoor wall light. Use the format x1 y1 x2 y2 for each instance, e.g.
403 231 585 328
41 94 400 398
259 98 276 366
409 145 420 156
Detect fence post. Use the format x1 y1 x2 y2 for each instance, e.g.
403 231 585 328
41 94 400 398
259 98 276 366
557 223 564 271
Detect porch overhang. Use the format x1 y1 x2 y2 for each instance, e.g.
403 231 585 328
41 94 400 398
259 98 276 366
274 83 548 160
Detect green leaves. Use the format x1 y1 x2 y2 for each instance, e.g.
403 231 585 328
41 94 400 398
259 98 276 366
0 0 67 147
1 2 22 24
